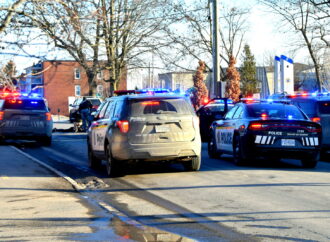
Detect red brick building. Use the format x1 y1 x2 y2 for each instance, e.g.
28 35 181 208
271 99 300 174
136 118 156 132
24 61 127 116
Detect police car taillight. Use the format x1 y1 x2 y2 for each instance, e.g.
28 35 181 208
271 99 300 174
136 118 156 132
311 117 321 123
45 112 52 121
0 111 4 121
116 120 129 133
249 122 269 130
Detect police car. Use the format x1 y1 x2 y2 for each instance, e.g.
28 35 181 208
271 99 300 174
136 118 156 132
0 91 53 145
87 91 201 176
208 99 322 168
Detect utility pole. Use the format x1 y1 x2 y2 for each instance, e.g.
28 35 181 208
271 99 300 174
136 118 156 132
211 0 221 98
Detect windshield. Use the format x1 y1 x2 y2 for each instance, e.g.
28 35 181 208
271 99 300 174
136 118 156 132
3 99 47 110
246 104 307 120
318 101 330 114
130 98 193 116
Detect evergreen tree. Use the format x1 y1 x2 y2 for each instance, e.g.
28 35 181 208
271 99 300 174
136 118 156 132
192 61 208 110
240 44 258 96
225 56 241 102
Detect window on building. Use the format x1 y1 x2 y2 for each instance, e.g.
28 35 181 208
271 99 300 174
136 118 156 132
97 71 103 79
74 68 81 79
75 85 81 96
175 83 181 90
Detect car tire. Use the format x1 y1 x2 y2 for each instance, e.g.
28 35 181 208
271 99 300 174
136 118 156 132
88 145 101 169
301 154 318 168
185 155 201 171
106 143 121 177
233 135 247 166
208 136 221 159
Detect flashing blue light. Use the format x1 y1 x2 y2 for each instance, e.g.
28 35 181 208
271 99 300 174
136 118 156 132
312 92 318 97
227 99 233 104
31 101 38 104
21 93 28 97
267 98 274 103
288 115 293 120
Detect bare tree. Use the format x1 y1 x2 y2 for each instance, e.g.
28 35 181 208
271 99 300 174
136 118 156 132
0 0 28 34
158 2 249 74
261 0 325 91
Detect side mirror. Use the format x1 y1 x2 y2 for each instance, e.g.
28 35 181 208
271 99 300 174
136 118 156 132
69 104 73 107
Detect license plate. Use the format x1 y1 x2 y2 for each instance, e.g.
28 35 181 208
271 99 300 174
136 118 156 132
281 139 295 146
155 125 170 133
19 115 30 120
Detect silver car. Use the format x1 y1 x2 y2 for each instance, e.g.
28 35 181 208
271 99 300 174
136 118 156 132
0 96 53 145
87 93 202 176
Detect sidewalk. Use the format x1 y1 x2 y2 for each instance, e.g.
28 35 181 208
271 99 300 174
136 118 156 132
0 146 106 241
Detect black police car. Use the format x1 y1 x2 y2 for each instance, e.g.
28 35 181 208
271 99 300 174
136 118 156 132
208 99 322 168
196 98 234 142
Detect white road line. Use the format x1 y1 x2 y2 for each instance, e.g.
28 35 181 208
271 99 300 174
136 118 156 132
10 146 86 190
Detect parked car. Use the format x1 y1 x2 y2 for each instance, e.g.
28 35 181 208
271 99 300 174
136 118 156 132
208 100 321 168
87 93 202 176
196 98 234 142
0 93 53 145
287 92 330 155
69 97 101 123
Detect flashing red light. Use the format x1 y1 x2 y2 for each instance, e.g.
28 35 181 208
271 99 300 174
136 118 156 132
301 92 308 97
311 117 321 123
141 101 160 106
0 111 4 120
116 120 129 133
45 112 52 121
9 99 16 104
249 123 263 130
203 98 209 104
261 113 268 119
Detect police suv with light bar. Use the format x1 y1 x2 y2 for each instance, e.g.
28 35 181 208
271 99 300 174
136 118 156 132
87 92 201 176
0 92 53 145
208 99 321 168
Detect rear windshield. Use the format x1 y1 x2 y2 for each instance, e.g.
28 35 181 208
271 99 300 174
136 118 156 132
318 101 330 114
293 101 316 117
3 99 47 110
89 99 101 106
130 98 193 116
247 104 306 120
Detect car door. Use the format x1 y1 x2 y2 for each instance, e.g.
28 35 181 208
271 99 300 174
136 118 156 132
216 105 238 152
91 100 114 152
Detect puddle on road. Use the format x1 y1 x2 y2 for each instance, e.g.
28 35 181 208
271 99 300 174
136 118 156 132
72 194 194 242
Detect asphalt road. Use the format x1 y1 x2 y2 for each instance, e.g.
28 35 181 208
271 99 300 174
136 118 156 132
12 132 330 241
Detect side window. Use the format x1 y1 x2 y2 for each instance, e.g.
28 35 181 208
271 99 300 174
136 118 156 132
224 106 238 119
233 106 243 119
104 101 116 119
113 100 124 118
98 101 110 119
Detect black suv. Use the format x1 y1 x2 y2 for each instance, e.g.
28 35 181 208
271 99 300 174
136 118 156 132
196 98 234 142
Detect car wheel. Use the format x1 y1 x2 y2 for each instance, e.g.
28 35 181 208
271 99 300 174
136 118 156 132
208 136 221 159
233 135 247 166
106 144 121 177
185 155 201 171
88 145 101 169
301 154 318 168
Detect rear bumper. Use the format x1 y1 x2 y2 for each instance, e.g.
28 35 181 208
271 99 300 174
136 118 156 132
253 147 320 159
0 125 52 139
112 141 202 161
